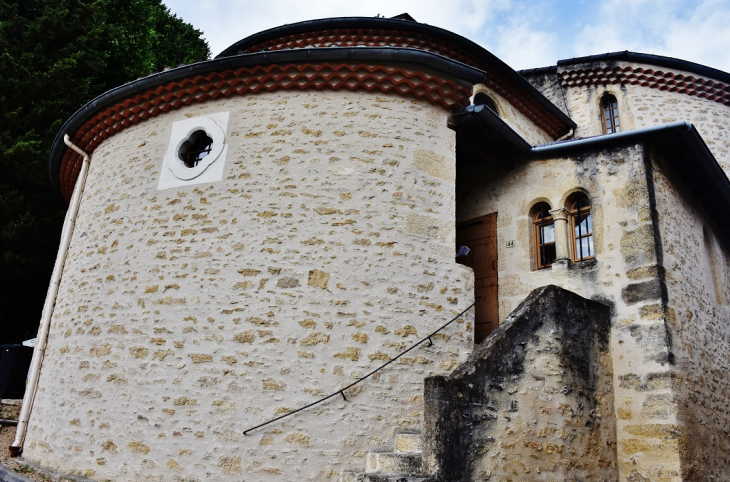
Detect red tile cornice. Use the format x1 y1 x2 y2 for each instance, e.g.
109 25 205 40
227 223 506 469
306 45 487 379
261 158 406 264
57 62 472 201
560 65 730 105
241 28 570 139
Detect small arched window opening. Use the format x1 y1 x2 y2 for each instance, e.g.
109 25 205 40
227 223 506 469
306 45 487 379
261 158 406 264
602 95 620 134
569 194 594 261
532 202 555 269
474 93 498 115
179 130 213 168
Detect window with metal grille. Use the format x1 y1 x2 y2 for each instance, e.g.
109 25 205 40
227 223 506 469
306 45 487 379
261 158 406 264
532 202 556 269
179 130 213 168
602 95 620 134
570 195 594 261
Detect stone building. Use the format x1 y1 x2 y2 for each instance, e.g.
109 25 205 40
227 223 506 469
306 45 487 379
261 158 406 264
10 14 730 481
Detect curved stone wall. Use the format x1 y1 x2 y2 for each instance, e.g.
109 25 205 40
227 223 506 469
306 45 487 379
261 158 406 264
25 89 474 481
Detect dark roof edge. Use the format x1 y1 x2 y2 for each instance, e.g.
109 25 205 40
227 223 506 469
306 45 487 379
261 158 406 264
531 121 692 156
217 17 465 58
216 17 576 131
48 47 485 197
453 108 730 238
518 65 558 76
451 104 532 153
534 121 730 240
556 51 730 84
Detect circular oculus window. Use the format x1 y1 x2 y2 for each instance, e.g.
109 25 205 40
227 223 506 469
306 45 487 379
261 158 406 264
167 116 226 181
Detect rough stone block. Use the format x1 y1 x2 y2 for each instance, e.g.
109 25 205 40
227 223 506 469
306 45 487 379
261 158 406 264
621 279 662 305
366 452 424 476
395 432 422 453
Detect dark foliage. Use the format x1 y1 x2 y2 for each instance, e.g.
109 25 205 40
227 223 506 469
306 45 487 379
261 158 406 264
0 0 210 343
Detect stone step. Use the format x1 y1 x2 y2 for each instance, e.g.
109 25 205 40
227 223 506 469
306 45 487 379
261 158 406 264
341 472 436 482
341 432 428 482
366 452 424 476
340 471 361 482
0 399 22 421
394 432 421 453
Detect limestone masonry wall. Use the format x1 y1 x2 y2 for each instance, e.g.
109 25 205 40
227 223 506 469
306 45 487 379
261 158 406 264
424 285 617 481
651 151 730 479
555 61 730 175
456 144 685 480
24 90 475 481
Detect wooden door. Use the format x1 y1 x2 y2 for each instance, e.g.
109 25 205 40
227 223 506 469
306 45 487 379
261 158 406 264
456 213 498 344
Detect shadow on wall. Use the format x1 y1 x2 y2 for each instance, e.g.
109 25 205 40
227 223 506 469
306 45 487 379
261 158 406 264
423 285 617 481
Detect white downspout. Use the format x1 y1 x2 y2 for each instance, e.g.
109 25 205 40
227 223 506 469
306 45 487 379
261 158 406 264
10 135 91 456
556 128 574 142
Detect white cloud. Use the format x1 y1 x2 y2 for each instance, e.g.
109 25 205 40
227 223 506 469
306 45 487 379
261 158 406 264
164 0 512 57
492 22 562 69
573 0 730 71
163 0 730 72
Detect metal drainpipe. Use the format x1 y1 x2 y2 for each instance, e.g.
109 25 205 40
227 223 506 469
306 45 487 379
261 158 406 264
555 128 574 142
10 135 91 456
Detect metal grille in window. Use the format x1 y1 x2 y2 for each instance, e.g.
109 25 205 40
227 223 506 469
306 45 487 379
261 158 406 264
570 197 594 261
602 95 620 134
533 202 555 269
179 130 213 168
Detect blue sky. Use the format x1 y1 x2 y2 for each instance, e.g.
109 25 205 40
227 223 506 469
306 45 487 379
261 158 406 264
164 0 730 72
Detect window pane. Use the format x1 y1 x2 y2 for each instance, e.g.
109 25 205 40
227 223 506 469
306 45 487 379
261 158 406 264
579 236 594 259
575 217 588 237
542 224 555 243
586 214 592 233
542 243 556 266
587 235 594 257
614 125 620 133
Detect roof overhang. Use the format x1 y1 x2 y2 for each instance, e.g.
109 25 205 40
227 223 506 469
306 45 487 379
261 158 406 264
49 47 484 202
521 50 730 85
218 16 576 139
451 107 730 242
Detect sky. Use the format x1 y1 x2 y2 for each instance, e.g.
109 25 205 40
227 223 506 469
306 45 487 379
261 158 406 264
163 0 730 73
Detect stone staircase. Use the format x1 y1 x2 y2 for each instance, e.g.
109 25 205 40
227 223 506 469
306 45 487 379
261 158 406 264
341 432 437 482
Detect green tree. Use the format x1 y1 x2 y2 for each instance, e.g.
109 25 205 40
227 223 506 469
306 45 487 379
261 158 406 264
0 0 210 343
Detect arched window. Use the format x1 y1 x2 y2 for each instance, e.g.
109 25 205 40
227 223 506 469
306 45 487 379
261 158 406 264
602 95 620 134
474 92 498 115
570 194 594 261
532 202 555 269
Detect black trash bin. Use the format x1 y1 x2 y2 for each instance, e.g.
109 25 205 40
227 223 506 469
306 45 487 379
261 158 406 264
0 344 34 399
